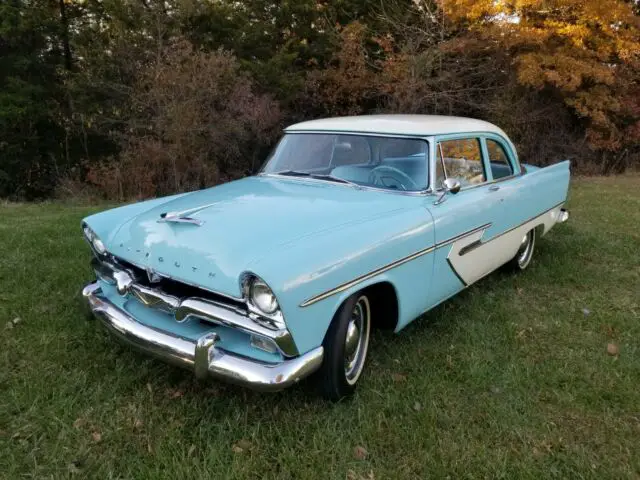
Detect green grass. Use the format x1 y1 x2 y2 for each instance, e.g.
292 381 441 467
1 176 639 479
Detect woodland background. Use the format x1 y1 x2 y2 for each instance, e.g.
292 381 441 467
1 0 639 200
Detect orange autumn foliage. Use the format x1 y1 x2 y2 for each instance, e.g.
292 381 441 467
441 0 640 151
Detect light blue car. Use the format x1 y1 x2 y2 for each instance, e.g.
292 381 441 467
82 115 570 400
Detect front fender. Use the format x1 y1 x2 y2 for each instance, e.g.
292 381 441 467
250 205 435 354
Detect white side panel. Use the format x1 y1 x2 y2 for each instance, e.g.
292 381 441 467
447 204 564 285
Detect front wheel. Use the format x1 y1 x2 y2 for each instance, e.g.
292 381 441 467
505 228 536 271
316 293 371 401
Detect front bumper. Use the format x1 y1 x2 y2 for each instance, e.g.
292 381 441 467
82 282 324 391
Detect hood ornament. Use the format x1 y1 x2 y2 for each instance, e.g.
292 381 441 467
158 212 203 226
157 202 219 226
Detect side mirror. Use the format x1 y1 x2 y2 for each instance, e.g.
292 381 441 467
443 178 461 194
434 178 461 205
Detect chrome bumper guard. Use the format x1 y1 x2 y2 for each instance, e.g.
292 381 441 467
558 208 569 223
83 282 324 391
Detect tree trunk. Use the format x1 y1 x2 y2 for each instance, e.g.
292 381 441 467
58 0 72 70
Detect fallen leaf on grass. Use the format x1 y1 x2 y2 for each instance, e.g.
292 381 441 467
232 439 252 454
391 373 407 383
237 439 252 450
353 445 368 460
607 343 619 356
602 324 616 337
166 388 184 399
347 470 375 480
68 460 83 475
91 431 102 443
133 419 144 430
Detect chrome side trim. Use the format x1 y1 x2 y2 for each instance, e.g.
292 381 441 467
83 283 323 391
446 257 468 286
299 244 436 307
474 201 565 248
299 222 492 308
437 223 492 248
300 200 568 307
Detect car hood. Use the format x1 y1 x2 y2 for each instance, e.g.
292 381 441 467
105 176 416 298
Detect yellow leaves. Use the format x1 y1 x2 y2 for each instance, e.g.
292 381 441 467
439 0 497 22
615 39 640 63
517 50 615 92
544 21 590 48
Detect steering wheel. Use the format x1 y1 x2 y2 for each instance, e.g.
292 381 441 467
368 166 418 191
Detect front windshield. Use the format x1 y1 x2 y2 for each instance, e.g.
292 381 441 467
261 133 429 192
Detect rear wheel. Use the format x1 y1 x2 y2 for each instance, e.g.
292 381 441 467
506 228 536 271
316 293 371 401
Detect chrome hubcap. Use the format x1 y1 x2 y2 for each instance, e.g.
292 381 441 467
344 296 371 385
345 321 360 358
517 231 534 268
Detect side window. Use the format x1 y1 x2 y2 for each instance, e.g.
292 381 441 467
438 138 486 187
486 139 514 180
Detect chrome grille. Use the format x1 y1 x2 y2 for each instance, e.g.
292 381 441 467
112 256 246 311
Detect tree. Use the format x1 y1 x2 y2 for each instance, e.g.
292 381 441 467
442 0 640 170
82 40 281 199
0 0 67 198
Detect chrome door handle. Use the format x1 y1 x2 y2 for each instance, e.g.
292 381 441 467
489 185 500 192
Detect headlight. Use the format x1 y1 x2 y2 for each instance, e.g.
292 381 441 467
83 225 107 256
92 236 107 255
250 278 279 314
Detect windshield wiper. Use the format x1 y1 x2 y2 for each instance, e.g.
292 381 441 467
308 174 359 187
272 170 311 177
272 170 360 188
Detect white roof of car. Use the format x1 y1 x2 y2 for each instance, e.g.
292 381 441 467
285 114 508 138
